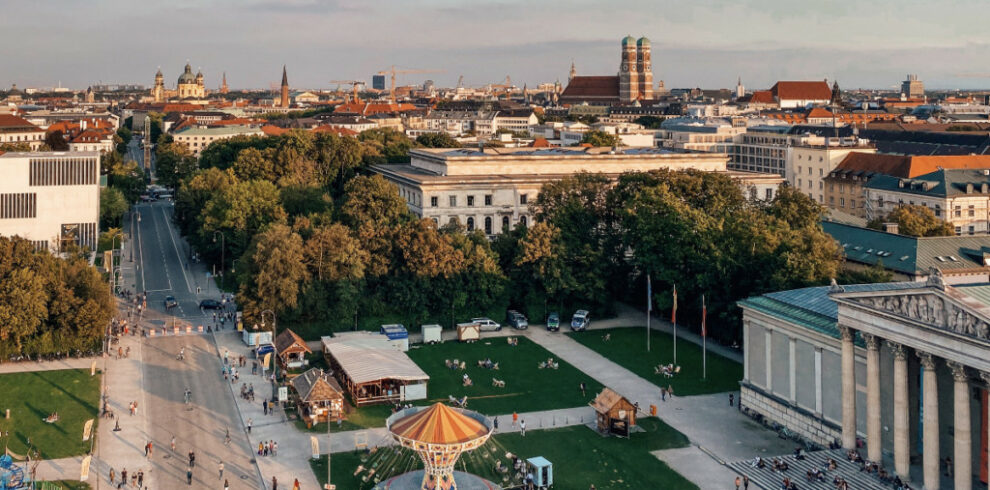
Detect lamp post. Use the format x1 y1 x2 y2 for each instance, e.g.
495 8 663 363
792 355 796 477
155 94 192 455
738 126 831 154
213 230 226 292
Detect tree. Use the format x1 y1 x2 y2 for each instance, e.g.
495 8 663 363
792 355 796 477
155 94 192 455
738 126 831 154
578 130 620 147
633 116 665 129
0 142 32 152
415 132 462 149
836 260 894 284
515 222 568 318
358 128 414 164
201 179 288 267
100 186 129 228
866 204 954 237
102 152 146 202
339 175 409 229
238 224 310 321
154 142 198 189
44 131 69 151
304 224 368 281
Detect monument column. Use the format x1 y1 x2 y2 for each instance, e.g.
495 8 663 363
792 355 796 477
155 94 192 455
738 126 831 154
839 325 857 449
918 352 940 490
864 333 882 462
948 361 971 490
887 341 910 479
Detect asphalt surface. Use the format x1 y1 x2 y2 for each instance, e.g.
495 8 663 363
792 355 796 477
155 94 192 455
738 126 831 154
142 334 256 489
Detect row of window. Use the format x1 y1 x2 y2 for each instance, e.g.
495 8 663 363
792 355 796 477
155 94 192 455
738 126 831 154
29 158 98 187
0 193 37 219
430 194 528 207
0 133 42 142
435 215 528 234
796 166 824 176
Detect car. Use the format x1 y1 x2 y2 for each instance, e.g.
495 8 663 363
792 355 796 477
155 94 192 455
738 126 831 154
199 299 223 310
471 317 501 332
546 312 560 331
163 296 178 310
506 310 528 330
570 310 590 331
139 194 154 202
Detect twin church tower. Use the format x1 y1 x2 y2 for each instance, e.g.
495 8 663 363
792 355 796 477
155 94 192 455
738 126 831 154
619 35 653 102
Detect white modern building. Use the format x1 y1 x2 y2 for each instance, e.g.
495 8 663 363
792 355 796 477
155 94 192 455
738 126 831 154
372 147 783 236
172 125 265 156
0 152 101 252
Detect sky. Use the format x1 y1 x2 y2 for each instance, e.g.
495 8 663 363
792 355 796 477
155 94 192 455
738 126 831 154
4 0 990 91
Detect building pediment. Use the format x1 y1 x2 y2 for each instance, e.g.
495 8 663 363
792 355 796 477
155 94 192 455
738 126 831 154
839 287 990 342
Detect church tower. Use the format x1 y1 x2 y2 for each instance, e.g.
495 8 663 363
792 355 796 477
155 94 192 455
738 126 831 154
280 66 290 108
618 35 639 102
569 60 576 82
152 68 165 102
636 37 653 101
220 72 229 94
736 77 745 99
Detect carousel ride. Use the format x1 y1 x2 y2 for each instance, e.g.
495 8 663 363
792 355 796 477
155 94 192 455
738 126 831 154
376 403 499 490
0 455 28 490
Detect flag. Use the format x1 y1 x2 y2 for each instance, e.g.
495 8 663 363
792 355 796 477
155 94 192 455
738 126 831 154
701 295 707 338
671 285 678 324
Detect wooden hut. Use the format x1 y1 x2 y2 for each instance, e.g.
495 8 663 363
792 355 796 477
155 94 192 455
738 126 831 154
290 368 345 425
590 388 637 437
275 328 312 370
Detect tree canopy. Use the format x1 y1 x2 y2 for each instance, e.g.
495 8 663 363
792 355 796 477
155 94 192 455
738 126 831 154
578 130 620 147
867 204 955 237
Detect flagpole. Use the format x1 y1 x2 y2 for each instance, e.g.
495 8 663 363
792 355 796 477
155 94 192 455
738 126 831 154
672 284 677 367
702 294 707 380
646 274 652 352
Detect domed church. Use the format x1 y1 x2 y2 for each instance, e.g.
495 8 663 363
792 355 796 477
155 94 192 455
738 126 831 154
151 63 207 102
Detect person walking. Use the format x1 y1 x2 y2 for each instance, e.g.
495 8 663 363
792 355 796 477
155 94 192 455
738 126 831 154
493 416 499 433
734 476 741 489
520 419 526 437
121 468 128 488
292 478 300 490
186 467 193 486
137 470 144 488
580 382 586 397
171 435 176 452
272 476 278 490
273 441 278 456
223 479 230 490
218 461 224 479
512 411 518 428
729 393 734 407
109 467 115 485
247 418 252 434
743 475 750 489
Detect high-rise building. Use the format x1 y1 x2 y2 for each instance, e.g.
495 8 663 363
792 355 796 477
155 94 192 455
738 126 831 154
280 65 289 108
901 74 924 98
372 75 386 91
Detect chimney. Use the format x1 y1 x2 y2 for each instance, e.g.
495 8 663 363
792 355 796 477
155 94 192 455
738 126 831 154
81 120 87 131
882 222 899 235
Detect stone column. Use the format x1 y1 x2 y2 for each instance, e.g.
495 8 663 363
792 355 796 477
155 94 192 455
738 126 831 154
864 333 882 462
982 371 990 489
918 352 939 490
948 362 971 490
888 341 910 479
840 325 857 449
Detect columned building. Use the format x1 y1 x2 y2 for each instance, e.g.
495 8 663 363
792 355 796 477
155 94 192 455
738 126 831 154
740 275 990 488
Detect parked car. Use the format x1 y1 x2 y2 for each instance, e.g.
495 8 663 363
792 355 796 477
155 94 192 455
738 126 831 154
199 299 223 310
163 296 178 310
570 310 590 331
506 310 528 330
471 317 501 332
546 312 560 331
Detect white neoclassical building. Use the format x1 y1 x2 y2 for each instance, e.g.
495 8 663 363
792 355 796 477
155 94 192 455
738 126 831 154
740 274 990 489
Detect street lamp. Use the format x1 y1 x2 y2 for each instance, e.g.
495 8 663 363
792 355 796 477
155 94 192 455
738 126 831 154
213 230 226 292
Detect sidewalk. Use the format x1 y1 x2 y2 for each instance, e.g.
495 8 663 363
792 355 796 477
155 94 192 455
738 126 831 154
0 357 96 374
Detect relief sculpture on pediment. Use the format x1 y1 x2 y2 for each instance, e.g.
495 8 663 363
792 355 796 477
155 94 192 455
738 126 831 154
856 293 989 341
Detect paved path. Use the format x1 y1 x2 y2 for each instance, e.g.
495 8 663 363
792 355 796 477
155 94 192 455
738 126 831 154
0 357 98 374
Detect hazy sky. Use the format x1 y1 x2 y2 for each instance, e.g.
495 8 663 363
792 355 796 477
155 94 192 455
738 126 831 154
4 0 990 91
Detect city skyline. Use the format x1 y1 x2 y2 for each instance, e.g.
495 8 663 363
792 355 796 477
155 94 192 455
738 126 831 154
5 0 990 91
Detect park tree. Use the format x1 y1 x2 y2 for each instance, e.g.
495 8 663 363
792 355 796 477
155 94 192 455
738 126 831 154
155 141 199 189
304 224 368 281
232 147 278 182
238 224 310 322
515 222 570 318
44 130 69 151
199 134 276 171
102 152 146 202
415 132 462 148
0 142 32 152
312 132 364 193
339 174 409 229
867 204 954 237
201 179 288 267
633 116 665 129
578 130 620 147
174 167 239 236
358 127 415 164
99 186 129 228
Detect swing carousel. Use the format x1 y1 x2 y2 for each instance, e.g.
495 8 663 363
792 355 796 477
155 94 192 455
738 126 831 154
376 403 499 490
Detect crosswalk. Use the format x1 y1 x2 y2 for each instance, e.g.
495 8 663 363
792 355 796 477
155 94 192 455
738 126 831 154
726 449 897 490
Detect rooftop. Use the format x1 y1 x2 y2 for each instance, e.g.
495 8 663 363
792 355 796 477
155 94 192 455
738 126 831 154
173 125 263 137
866 168 990 197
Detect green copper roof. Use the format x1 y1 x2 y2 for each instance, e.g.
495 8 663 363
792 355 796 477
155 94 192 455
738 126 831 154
622 35 636 46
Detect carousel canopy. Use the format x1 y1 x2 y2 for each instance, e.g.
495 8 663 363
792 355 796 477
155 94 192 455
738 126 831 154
390 403 489 445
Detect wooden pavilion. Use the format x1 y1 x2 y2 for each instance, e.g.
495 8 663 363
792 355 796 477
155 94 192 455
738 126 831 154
289 368 345 425
590 387 637 437
275 328 312 370
322 333 429 406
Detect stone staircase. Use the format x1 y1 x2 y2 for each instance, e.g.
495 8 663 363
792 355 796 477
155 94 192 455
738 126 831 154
726 449 897 490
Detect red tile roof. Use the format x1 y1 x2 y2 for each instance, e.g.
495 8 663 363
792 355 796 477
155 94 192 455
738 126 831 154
748 90 775 104
0 114 43 132
770 81 831 102
312 125 358 136
833 153 990 179
260 125 288 136
529 137 551 148
333 102 416 116
806 107 834 119
561 76 619 99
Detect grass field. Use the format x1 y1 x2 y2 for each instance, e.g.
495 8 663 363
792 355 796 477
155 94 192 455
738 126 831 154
406 337 604 415
293 403 392 433
311 417 696 490
38 481 92 490
0 369 101 459
569 327 742 396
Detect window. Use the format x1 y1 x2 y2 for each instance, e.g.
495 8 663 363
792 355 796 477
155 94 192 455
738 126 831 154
829 196 835 205
819 169 823 176
484 217 492 234
798 179 802 187
840 198 845 207
449 196 457 207
430 196 438 207
750 188 757 200
449 217 459 226
484 195 492 206
467 195 475 207
798 166 802 174
955 206 962 217
502 216 510 232
520 216 528 227
969 205 975 217
955 226 962 235
519 194 528 205
829 183 835 192
766 188 773 200
851 199 856 209
969 226 975 235
819 181 823 190
935 205 941 217
808 167 812 175
466 217 475 231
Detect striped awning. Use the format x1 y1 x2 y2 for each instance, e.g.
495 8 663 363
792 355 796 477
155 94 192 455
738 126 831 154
390 403 489 445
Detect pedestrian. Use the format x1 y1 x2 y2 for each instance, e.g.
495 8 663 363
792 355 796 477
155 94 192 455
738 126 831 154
580 382 586 397
520 419 526 437
137 470 144 487
729 393 734 407
512 411 518 428
218 461 224 479
945 456 953 477
186 468 193 486
661 387 666 401
171 435 176 452
117 346 123 359
273 440 278 456
189 450 196 467
743 475 749 489
272 476 278 490
263 442 269 457
668 385 674 397
293 478 300 490
126 346 130 358
493 416 499 432
224 479 230 490
735 476 741 490
258 442 263 455
121 468 128 488
109 467 115 485
247 418 252 434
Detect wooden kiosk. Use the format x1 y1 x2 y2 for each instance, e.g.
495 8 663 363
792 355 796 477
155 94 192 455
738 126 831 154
275 328 312 370
590 387 637 437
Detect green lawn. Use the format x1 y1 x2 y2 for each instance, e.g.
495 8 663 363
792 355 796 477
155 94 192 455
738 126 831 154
569 327 742 396
0 369 101 459
406 337 604 415
293 403 392 433
311 417 696 490
38 481 92 490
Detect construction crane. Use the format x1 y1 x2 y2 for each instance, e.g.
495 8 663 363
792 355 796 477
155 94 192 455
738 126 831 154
376 65 444 103
328 80 362 103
